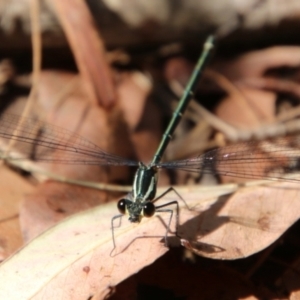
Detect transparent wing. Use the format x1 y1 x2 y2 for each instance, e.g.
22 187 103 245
159 136 300 182
0 113 138 167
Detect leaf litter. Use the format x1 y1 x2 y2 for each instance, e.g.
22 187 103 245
1 4 300 298
1 175 300 299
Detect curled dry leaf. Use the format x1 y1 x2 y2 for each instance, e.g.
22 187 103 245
177 179 300 259
0 200 169 299
51 0 115 107
215 46 300 82
211 46 300 139
0 179 299 298
0 72 136 256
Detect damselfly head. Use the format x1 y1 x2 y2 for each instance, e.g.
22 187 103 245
127 200 156 223
117 197 156 223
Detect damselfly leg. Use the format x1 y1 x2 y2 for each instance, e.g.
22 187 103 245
111 185 193 254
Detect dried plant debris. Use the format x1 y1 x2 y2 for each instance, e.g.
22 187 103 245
0 1 300 299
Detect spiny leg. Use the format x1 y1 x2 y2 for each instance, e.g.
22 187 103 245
152 186 189 210
110 214 123 254
152 186 191 245
156 200 180 246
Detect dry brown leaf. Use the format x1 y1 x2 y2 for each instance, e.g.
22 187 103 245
215 87 276 130
117 71 152 131
116 70 165 166
5 72 135 184
0 179 299 298
0 200 169 299
222 47 300 80
51 0 115 107
0 73 136 250
20 181 108 241
0 166 34 259
164 57 193 86
177 180 300 259
212 46 300 134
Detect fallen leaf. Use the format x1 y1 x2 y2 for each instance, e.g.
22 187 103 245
20 181 108 241
0 166 34 259
177 179 300 259
51 0 115 107
0 179 299 298
0 200 169 299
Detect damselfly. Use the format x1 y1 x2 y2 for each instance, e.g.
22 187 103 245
1 35 298 251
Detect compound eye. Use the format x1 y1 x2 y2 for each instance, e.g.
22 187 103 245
143 202 155 217
117 199 127 214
